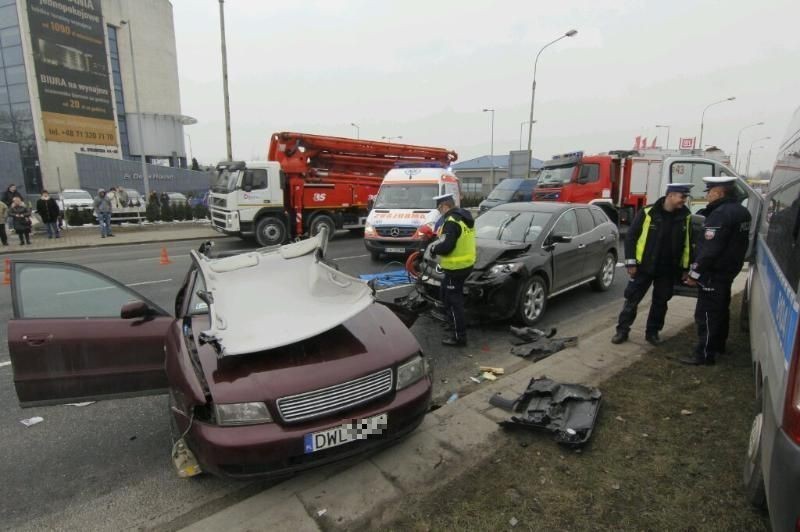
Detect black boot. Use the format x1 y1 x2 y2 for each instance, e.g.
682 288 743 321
611 332 628 344
441 336 467 347
645 332 663 346
678 353 715 366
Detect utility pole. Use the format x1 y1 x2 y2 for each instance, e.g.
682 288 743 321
219 0 233 161
120 20 150 199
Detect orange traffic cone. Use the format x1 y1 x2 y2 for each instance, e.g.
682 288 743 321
159 247 173 265
3 258 11 286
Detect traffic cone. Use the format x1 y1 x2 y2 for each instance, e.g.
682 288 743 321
3 258 11 286
159 247 172 265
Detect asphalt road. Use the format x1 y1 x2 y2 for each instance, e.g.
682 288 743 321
0 232 626 531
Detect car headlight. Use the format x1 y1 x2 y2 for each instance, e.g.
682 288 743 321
214 402 273 426
397 354 429 391
486 262 525 277
364 223 376 236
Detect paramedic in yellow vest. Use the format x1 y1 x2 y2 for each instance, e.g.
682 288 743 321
429 193 476 347
611 183 694 346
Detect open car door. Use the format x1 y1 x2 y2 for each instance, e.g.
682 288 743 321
8 261 173 407
664 158 763 298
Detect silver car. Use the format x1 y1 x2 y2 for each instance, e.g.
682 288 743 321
743 105 800 530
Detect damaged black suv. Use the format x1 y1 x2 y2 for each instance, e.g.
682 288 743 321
420 202 619 325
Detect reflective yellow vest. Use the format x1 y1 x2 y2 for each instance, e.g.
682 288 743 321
439 216 477 270
635 206 691 269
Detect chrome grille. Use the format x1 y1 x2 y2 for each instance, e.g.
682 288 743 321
276 369 393 422
211 196 227 208
376 226 417 238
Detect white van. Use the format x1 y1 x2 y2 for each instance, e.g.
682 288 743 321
364 165 461 260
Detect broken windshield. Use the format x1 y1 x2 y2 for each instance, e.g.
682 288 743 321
538 165 576 186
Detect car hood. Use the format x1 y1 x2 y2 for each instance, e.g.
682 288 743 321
474 239 531 270
191 303 421 405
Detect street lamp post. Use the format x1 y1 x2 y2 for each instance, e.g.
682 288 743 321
185 133 193 164
519 120 536 151
746 136 771 177
219 0 232 161
698 96 736 151
734 121 764 172
119 20 150 199
655 124 671 150
526 29 577 178
483 108 495 186
381 136 402 143
350 122 360 139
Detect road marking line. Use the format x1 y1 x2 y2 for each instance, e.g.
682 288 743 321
57 278 173 295
136 256 188 262
0 361 10 368
332 254 369 261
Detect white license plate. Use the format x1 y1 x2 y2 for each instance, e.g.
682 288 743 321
385 247 405 254
303 413 388 454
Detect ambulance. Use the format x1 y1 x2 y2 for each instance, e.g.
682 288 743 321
364 163 461 260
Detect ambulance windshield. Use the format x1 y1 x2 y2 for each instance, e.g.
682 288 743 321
374 184 439 209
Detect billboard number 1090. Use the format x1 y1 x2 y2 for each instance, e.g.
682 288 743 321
48 22 71 36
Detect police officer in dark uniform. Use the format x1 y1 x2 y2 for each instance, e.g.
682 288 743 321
612 183 694 345
429 193 476 347
681 176 751 365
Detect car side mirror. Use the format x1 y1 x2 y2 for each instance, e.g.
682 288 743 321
242 185 253 192
121 300 150 319
550 234 573 244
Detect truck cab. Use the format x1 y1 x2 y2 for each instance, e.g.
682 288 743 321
364 165 461 260
209 160 284 243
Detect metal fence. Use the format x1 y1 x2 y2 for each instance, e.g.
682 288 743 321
0 141 26 197
76 153 213 195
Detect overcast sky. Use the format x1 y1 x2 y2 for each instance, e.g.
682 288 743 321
171 0 800 174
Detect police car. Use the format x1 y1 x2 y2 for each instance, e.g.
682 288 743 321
742 104 800 530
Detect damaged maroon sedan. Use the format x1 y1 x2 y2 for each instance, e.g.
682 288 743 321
7 230 431 478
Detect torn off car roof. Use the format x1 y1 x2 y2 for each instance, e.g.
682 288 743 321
192 229 373 357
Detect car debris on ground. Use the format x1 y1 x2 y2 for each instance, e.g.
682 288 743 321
20 416 44 427
489 377 602 447
509 327 578 360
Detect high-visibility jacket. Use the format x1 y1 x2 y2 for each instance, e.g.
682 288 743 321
438 216 476 270
625 199 691 274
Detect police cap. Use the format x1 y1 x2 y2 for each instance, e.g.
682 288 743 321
702 176 738 191
433 193 455 206
665 183 694 195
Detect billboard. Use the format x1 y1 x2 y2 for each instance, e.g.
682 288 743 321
27 0 116 146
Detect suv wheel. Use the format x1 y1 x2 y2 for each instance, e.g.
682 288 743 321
591 252 616 291
516 275 547 325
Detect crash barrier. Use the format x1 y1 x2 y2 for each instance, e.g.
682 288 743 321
359 269 413 289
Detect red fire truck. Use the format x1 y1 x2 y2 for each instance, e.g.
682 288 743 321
532 149 757 226
209 133 456 246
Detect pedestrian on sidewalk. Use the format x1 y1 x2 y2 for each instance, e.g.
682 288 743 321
107 187 121 210
0 199 8 246
36 190 61 239
9 197 32 245
116 186 129 207
3 183 23 229
681 176 751 366
93 189 115 238
611 183 694 346
429 193 476 347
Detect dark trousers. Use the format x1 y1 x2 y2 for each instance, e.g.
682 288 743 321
17 229 30 244
616 271 674 335
0 223 6 245
693 275 733 361
440 269 471 341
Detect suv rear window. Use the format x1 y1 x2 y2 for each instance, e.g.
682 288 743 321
764 179 800 292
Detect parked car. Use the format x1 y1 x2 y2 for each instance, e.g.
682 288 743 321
742 105 800 530
166 192 188 207
420 202 618 325
478 178 538 214
6 229 432 479
55 189 94 212
110 188 145 223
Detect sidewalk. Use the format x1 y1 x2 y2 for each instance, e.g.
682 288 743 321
0 221 225 254
180 274 748 531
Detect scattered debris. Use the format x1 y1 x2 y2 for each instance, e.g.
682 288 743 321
680 409 693 416
446 393 459 404
490 377 602 447
317 509 328 517
20 416 43 427
65 401 95 407
470 376 482 384
479 366 505 375
509 326 557 343
441 378 448 384
510 336 578 360
481 371 498 381
612 483 621 491
615 416 625 422
509 517 519 527
129 435 137 441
